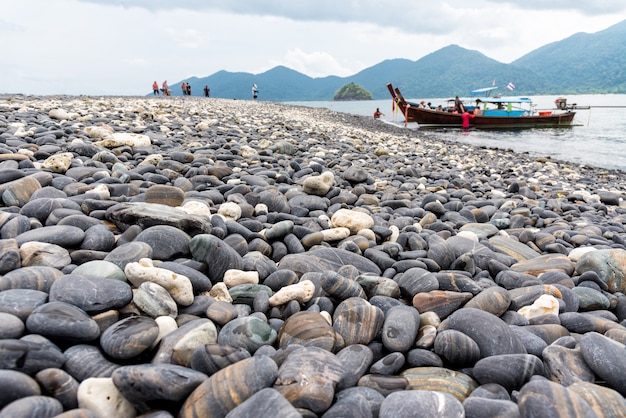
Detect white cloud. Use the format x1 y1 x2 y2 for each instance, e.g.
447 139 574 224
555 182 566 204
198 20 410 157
274 48 352 78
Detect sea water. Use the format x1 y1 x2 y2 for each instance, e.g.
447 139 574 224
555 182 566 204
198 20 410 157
286 95 626 172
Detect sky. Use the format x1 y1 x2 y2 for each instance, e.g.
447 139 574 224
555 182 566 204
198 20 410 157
2 1 626 96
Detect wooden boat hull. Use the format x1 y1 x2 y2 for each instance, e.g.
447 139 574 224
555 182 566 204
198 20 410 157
388 83 576 129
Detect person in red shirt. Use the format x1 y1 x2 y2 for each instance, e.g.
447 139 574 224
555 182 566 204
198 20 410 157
461 111 474 130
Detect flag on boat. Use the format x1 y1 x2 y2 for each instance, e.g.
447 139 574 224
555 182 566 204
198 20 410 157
506 82 516 91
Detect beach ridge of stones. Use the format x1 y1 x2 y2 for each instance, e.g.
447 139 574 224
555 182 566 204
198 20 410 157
0 95 625 417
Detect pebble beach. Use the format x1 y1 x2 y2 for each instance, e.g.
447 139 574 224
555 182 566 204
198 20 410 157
1 95 625 417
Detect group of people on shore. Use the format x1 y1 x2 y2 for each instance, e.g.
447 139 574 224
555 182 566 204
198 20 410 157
151 81 211 97
151 81 259 100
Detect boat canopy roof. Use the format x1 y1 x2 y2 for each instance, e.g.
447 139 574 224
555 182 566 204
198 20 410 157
479 97 533 104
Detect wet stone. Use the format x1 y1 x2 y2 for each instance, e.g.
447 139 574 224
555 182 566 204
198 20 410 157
48 274 133 314
26 301 101 343
0 370 41 408
100 316 160 359
0 289 48 321
34 368 80 411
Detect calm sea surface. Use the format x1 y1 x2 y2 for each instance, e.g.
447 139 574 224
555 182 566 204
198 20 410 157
286 94 626 172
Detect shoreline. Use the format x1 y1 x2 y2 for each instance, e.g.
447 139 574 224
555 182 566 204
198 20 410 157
1 95 625 416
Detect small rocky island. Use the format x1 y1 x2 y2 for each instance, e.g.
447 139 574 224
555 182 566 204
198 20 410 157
333 82 373 101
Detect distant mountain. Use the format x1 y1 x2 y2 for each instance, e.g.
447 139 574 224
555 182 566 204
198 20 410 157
167 19 626 100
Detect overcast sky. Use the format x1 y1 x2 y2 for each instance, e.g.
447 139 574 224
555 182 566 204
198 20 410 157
2 1 626 96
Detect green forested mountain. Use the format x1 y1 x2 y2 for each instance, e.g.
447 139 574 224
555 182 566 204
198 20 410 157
170 19 626 100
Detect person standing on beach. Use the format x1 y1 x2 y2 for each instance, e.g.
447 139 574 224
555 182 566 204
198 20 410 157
252 84 258 100
186 83 192 96
181 82 187 96
161 80 170 96
203 85 210 97
152 81 160 96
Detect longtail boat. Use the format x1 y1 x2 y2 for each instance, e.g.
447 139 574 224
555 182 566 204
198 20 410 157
388 83 577 129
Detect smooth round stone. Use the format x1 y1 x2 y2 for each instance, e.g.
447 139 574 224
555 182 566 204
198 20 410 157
26 301 100 342
320 270 366 300
190 344 251 376
262 269 299 291
112 364 207 406
559 312 616 334
568 381 626 418
443 308 527 358
381 304 420 352
48 274 133 313
379 390 464 418
80 224 115 252
278 248 382 276
72 260 126 281
63 345 120 382
356 275 401 298
572 286 611 311
321 387 384 418
394 267 439 298
369 352 405 375
100 316 159 359
189 234 244 282
229 283 273 307
356 370 408 394
472 354 546 392
517 376 598 418
19 243 69 272
217 316 277 354
145 185 185 207
0 214 31 240
464 286 512 316
205 300 239 326
580 332 626 396
434 329 481 366
133 281 178 318
0 289 48 321
2 176 42 207
15 224 85 247
278 311 336 351
575 248 626 293
462 397 520 418
0 312 25 338
0 266 63 292
106 201 212 236
401 367 477 402
333 297 384 346
76 377 136 418
134 225 191 260
0 395 63 418
406 348 443 368
510 254 575 276
223 387 301 418
0 370 41 408
468 382 511 400
263 220 294 241
510 326 549 356
541 344 595 386
180 356 278 418
35 368 79 411
274 346 344 414
158 261 212 293
103 241 153 271
335 344 374 390
0 238 20 274
459 222 498 238
412 290 473 320
0 338 65 375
